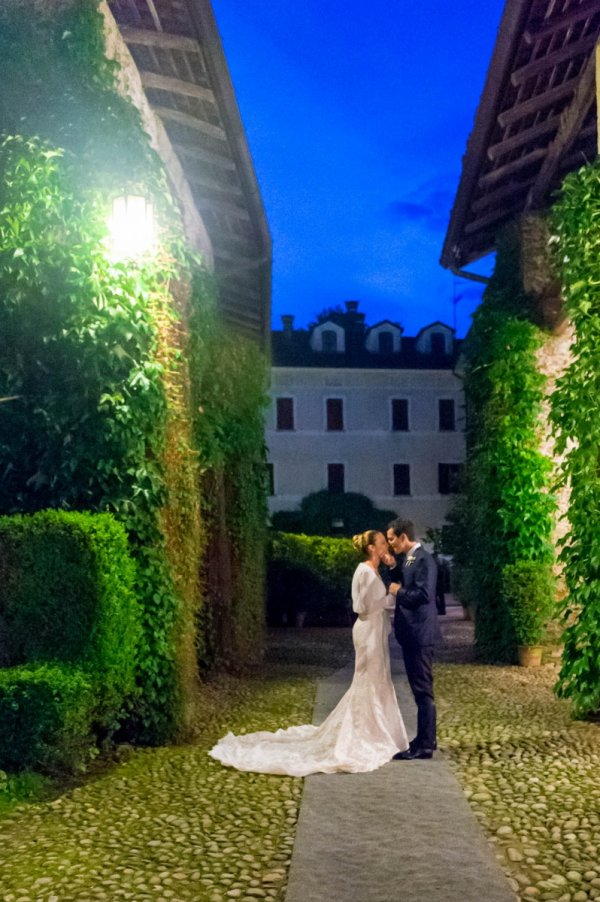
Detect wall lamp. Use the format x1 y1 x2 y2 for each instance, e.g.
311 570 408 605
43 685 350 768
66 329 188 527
107 194 156 261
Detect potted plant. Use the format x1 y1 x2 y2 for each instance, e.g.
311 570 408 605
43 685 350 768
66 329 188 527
500 560 556 666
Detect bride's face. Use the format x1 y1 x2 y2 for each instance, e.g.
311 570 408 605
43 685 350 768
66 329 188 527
370 532 388 560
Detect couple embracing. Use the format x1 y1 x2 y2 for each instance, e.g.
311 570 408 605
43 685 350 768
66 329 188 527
209 517 439 776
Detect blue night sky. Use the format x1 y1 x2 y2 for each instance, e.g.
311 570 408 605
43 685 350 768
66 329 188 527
210 0 505 338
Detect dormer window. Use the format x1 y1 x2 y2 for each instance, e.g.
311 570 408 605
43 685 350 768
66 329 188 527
415 322 454 355
322 329 338 353
310 321 345 353
365 321 402 354
378 331 394 354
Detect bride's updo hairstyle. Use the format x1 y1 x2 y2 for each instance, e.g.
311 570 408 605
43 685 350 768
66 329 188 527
352 529 380 557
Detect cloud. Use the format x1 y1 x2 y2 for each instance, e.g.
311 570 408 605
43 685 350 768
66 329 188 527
384 183 455 232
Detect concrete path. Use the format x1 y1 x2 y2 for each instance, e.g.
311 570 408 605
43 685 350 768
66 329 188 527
285 610 516 902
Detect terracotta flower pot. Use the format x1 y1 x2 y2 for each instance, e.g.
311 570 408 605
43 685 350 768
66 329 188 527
517 645 543 667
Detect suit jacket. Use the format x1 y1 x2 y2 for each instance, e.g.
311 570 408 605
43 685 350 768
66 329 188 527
391 545 440 647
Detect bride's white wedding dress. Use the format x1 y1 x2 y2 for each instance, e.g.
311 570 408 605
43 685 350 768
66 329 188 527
209 562 408 776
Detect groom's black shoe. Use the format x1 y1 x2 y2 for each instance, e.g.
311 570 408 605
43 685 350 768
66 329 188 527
392 747 434 760
409 738 437 753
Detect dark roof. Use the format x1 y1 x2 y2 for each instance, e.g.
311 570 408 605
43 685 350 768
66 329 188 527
441 0 600 271
272 331 461 370
109 0 271 344
365 319 403 333
414 321 455 338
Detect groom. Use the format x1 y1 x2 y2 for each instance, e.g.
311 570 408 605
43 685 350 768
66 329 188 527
384 517 439 760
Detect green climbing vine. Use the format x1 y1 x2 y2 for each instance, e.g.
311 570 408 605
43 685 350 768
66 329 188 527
453 229 556 662
550 160 600 717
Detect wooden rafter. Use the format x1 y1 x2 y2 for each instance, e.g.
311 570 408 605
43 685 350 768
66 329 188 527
511 33 598 87
153 105 227 140
478 147 547 188
487 113 561 160
141 71 215 102
471 177 534 213
464 198 524 235
120 25 200 52
498 76 580 128
526 46 597 208
172 141 236 170
524 1 600 45
184 168 243 197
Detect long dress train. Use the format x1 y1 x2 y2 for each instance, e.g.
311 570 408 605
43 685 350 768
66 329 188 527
208 562 408 776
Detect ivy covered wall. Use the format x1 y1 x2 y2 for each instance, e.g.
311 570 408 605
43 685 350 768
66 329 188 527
452 228 556 662
550 161 600 718
0 0 268 742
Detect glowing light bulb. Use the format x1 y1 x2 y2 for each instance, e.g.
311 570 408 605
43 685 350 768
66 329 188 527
107 194 155 260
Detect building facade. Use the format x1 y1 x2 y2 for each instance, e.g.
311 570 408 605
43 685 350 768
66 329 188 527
266 302 466 537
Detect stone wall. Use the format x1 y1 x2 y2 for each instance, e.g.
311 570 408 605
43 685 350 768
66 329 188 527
100 1 214 265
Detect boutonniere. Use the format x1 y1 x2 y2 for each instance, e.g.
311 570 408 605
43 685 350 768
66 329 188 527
405 555 416 566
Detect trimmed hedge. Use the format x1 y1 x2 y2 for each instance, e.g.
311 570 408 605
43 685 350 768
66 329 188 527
267 533 360 626
500 560 556 647
0 665 93 772
0 510 140 770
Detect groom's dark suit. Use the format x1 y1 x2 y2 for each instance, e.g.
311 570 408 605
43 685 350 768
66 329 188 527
389 545 439 752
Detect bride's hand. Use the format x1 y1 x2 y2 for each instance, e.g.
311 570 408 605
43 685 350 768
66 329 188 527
388 583 400 596
381 552 396 567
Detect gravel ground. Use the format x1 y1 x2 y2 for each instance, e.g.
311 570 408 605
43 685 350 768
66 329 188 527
436 612 600 902
0 630 351 902
1 618 599 902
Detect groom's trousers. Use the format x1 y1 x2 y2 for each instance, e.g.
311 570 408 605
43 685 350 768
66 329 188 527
402 643 436 750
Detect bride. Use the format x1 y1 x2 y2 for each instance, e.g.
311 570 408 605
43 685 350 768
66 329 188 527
209 529 409 776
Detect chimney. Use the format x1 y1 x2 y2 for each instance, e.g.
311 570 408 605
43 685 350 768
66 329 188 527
281 314 294 336
345 300 359 314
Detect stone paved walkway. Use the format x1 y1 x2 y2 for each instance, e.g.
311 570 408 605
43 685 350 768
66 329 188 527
285 607 517 902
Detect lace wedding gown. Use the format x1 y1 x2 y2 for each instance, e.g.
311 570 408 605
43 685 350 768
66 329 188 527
209 562 408 776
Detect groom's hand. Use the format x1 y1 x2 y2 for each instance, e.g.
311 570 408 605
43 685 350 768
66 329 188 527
388 583 400 596
381 553 396 567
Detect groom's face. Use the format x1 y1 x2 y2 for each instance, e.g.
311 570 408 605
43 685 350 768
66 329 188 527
387 530 409 555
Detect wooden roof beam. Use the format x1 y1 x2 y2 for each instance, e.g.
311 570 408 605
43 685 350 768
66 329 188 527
487 113 561 160
478 147 547 188
498 76 580 128
153 105 227 140
511 34 598 87
524 1 600 45
141 70 215 103
526 46 597 208
471 177 535 214
120 25 200 52
185 168 244 198
172 141 236 171
464 199 525 235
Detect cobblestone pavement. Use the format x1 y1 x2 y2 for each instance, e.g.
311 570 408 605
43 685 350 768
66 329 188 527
1 613 600 902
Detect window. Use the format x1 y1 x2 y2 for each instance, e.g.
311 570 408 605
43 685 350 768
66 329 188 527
438 399 456 431
430 331 446 355
266 463 275 495
393 464 411 496
328 463 345 493
438 463 463 495
378 331 394 354
326 398 344 431
322 329 338 353
276 397 294 431
391 398 409 431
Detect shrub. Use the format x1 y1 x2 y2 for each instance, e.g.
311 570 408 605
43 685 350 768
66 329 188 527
0 665 93 772
267 533 360 626
0 510 141 770
501 560 556 646
273 491 397 537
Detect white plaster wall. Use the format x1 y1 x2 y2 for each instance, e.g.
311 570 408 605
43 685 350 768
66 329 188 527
267 367 466 537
